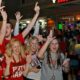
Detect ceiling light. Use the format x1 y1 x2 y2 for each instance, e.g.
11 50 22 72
52 0 56 3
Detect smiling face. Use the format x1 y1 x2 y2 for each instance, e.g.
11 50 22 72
6 39 24 57
11 41 21 55
50 39 59 53
30 38 39 53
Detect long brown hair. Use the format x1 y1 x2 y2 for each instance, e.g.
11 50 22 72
46 38 62 69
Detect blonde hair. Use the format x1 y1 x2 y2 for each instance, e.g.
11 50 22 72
25 36 39 54
29 36 38 43
5 38 25 58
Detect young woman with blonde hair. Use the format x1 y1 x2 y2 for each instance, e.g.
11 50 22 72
4 38 31 80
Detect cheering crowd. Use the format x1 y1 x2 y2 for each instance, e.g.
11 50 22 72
0 0 80 80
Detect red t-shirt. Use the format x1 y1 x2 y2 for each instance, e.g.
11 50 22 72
0 33 25 54
0 69 3 80
0 56 6 80
5 57 26 80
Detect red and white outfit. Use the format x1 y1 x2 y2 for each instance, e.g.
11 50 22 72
0 56 6 80
5 57 26 80
0 33 25 54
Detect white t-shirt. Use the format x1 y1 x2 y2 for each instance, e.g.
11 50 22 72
27 54 41 80
27 70 41 80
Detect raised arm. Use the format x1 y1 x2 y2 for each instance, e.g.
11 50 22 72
37 30 54 59
13 11 23 36
0 8 7 44
33 20 40 36
22 2 40 38
0 0 2 6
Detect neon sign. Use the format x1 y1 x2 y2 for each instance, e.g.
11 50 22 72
57 0 75 3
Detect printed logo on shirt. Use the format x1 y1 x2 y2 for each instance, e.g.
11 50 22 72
12 64 26 78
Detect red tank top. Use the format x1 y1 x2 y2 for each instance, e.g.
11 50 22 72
5 57 26 80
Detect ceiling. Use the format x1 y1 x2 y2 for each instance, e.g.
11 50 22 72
1 0 80 19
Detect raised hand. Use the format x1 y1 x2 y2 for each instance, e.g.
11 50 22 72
0 0 5 10
34 2 40 13
49 30 53 37
0 9 7 20
0 6 5 10
47 30 55 43
63 58 70 66
0 0 2 6
15 11 23 21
